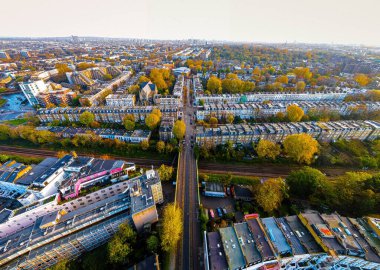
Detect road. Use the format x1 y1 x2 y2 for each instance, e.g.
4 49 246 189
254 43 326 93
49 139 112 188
175 78 200 270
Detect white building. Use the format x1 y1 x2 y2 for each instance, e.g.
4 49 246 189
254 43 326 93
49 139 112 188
105 94 136 107
19 80 48 106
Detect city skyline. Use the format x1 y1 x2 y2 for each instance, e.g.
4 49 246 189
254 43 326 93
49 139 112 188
1 0 379 46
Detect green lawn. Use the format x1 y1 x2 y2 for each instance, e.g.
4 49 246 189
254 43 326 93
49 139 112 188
2 118 27 125
0 98 6 107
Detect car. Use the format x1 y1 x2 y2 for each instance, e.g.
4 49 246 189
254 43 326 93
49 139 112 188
222 208 227 215
217 208 223 217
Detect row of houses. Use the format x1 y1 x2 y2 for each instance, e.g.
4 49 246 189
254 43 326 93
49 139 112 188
196 101 380 120
195 89 364 105
37 105 179 123
195 120 380 146
173 74 184 98
205 213 380 270
36 126 151 143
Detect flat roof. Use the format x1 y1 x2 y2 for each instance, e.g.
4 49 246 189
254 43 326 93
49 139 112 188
219 227 246 270
233 223 262 264
16 157 59 186
284 215 322 254
276 217 307 255
245 218 275 260
207 232 228 270
262 217 292 255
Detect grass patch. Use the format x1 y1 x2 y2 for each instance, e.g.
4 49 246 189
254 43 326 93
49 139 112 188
0 98 6 107
200 173 260 185
0 154 44 165
3 118 27 126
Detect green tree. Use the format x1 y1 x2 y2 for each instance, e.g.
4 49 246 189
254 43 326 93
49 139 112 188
286 104 304 122
145 113 160 130
107 223 136 265
158 164 174 181
146 235 159 253
286 167 326 199
156 141 166 153
255 178 286 213
161 203 183 252
256 139 281 160
79 111 95 127
173 120 186 140
283 134 319 164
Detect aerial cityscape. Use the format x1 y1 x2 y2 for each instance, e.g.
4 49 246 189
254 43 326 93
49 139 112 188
0 1 380 270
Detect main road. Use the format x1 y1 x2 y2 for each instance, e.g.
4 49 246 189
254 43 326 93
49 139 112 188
175 78 200 270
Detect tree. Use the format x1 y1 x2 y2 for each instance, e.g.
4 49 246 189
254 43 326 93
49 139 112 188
173 120 186 140
140 140 149 150
161 203 183 252
207 76 222 94
209 117 218 127
354 74 370 87
276 75 288 84
123 114 135 131
139 75 150 83
79 111 95 127
283 134 319 164
226 113 234 124
146 235 159 253
286 104 304 122
57 151 68 159
107 223 136 265
296 81 306 91
256 139 281 160
255 178 286 212
156 141 166 153
151 108 162 119
0 124 10 140
158 164 174 181
286 167 326 199
145 113 160 130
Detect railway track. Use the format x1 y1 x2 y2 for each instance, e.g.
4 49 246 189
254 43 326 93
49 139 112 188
0 145 172 167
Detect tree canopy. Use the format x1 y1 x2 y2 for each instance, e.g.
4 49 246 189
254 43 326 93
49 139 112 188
255 178 286 212
79 111 95 127
161 203 183 252
283 134 319 164
173 120 186 140
286 104 304 122
256 139 280 160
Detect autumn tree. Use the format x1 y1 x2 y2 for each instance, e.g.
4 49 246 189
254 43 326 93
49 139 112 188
209 117 218 127
255 178 286 212
151 108 162 119
293 67 312 81
156 141 166 153
161 203 183 252
158 164 174 181
140 140 149 150
79 111 95 127
145 113 160 130
207 76 222 94
173 120 186 140
283 134 319 164
256 139 281 160
226 113 234 124
123 114 135 131
354 74 370 87
286 104 304 122
296 81 306 91
276 75 289 84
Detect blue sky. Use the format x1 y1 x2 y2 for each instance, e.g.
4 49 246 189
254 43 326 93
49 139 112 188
2 0 379 46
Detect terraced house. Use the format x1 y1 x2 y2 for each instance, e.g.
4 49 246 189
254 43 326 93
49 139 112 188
196 101 380 121
37 105 180 123
195 120 380 146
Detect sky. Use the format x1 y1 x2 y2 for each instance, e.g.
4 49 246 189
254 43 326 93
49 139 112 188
1 0 379 46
